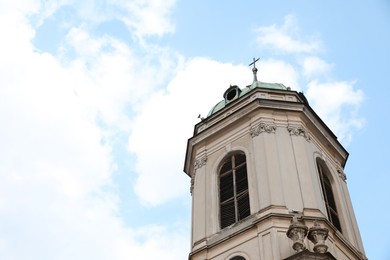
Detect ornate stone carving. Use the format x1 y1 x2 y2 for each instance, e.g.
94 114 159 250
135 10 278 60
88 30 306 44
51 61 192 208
190 174 195 194
286 216 309 253
194 155 207 171
250 122 276 137
287 125 311 142
308 221 329 253
191 154 207 194
337 166 347 181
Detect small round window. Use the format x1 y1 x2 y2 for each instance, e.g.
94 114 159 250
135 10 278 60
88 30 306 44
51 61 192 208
223 85 241 103
226 88 237 101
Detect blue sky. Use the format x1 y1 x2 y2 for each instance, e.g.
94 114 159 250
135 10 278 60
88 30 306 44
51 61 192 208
0 0 389 259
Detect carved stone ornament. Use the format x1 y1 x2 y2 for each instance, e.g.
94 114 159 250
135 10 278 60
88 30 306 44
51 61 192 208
190 155 207 194
250 122 277 137
287 125 311 142
286 216 309 253
308 221 329 253
337 166 347 181
194 155 207 171
190 174 195 194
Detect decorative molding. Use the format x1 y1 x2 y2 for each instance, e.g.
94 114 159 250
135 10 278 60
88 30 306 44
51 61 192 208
308 221 329 253
190 174 195 194
194 155 207 171
191 154 207 194
337 166 347 181
250 122 276 137
287 125 311 142
286 215 309 253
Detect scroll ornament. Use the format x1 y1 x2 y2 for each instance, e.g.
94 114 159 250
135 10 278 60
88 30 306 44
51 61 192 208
337 166 347 181
194 155 207 171
287 126 311 142
250 122 277 137
190 155 207 194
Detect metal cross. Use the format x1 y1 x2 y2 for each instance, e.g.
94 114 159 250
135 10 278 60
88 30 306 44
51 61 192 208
249 57 260 68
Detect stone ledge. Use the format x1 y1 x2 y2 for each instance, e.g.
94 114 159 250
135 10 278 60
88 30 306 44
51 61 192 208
283 249 336 260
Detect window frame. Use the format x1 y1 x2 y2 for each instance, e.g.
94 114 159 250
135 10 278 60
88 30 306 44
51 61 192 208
316 158 342 232
219 152 250 229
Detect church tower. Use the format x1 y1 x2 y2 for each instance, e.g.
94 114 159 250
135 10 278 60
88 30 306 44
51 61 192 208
183 59 366 260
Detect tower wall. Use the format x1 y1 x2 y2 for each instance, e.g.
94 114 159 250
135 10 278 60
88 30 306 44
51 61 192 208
185 88 366 260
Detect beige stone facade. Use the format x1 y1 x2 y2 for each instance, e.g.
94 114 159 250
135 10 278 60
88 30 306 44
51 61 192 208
184 86 366 260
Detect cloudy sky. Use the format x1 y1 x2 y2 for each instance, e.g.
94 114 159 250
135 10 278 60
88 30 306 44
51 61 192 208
0 0 389 259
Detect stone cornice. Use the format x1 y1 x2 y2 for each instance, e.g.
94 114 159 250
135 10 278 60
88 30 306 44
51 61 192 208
190 212 366 260
195 90 303 135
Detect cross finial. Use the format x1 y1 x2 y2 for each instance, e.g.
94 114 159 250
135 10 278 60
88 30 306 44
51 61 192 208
249 57 260 83
249 57 260 69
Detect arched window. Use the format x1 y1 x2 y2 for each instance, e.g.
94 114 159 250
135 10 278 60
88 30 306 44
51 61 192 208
219 153 250 229
230 256 246 260
317 159 342 232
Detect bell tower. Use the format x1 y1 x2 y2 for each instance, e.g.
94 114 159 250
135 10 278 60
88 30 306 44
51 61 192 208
183 60 366 260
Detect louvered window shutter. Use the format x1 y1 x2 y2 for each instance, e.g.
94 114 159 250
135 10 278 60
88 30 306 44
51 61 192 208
220 153 250 229
317 161 342 232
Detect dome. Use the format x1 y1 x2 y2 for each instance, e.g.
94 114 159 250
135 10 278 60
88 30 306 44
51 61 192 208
207 81 288 116
207 59 289 117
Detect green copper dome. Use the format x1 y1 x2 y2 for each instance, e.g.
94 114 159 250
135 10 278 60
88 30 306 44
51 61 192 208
207 61 288 117
207 81 287 116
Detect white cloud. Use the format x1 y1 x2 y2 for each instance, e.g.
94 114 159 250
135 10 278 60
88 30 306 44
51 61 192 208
0 1 187 259
12 0 176 45
258 59 300 90
256 14 322 53
0 0 40 17
306 81 364 144
302 56 333 78
61 26 180 131
108 0 176 40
